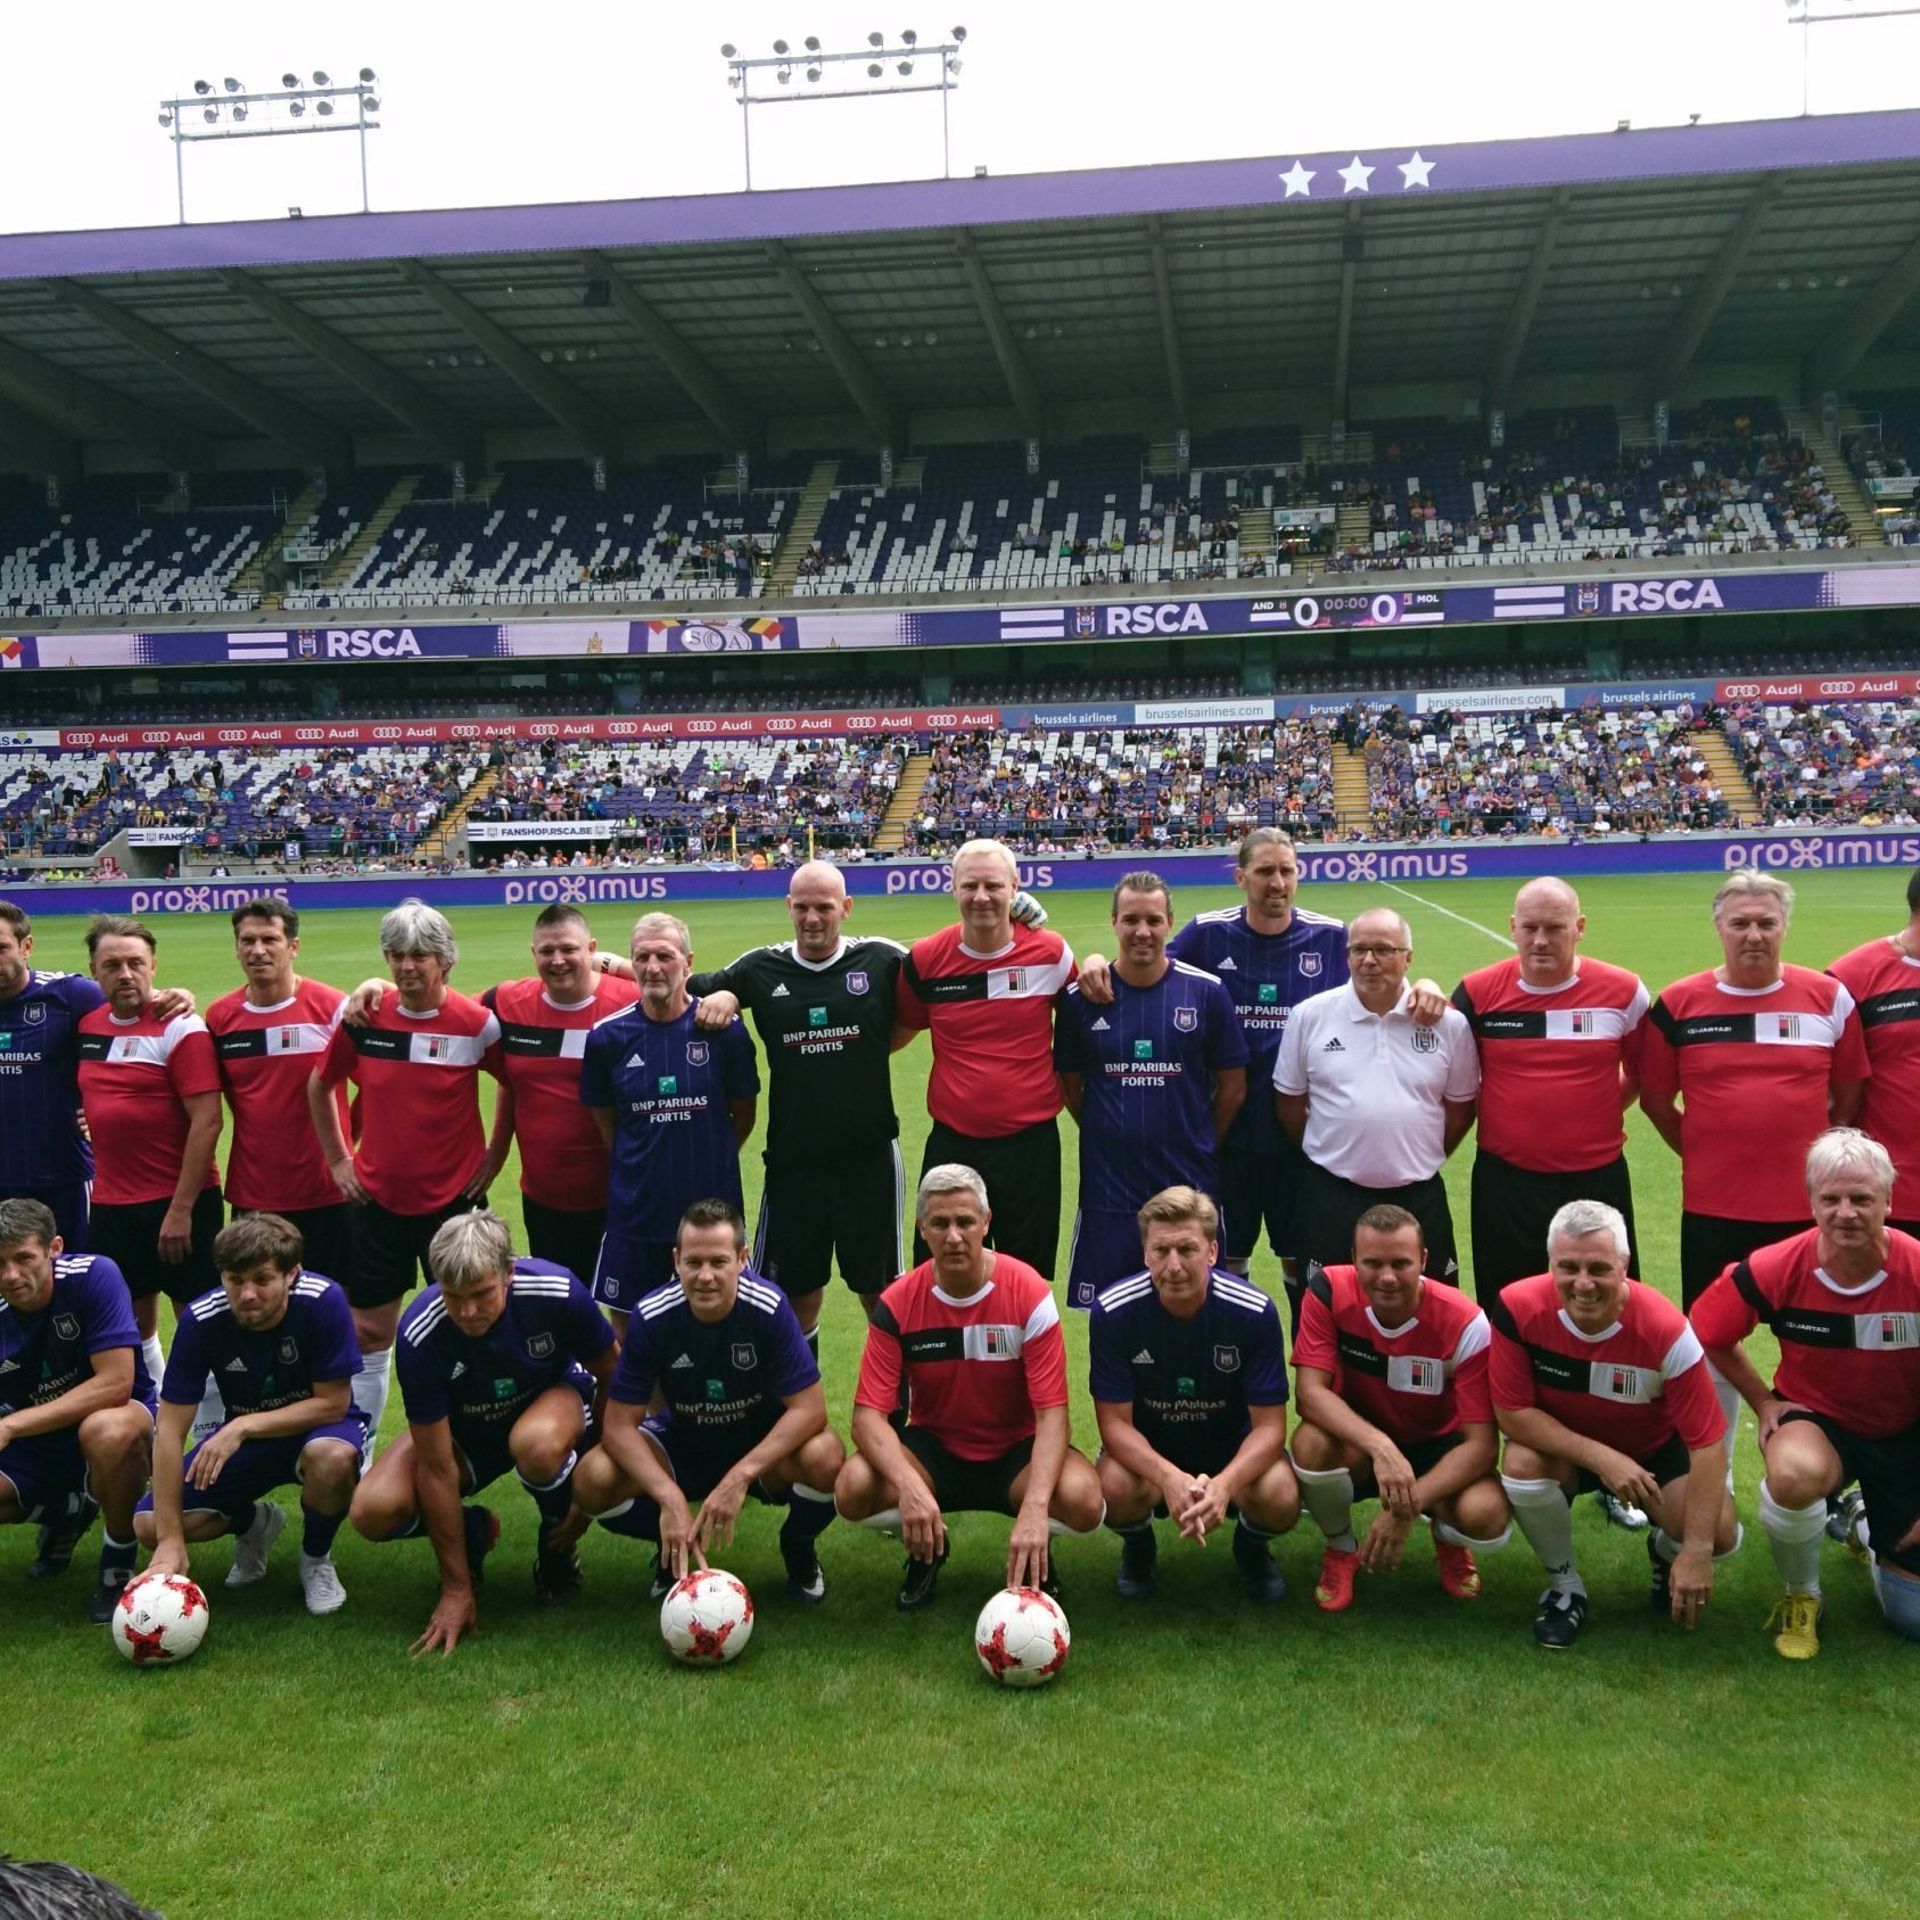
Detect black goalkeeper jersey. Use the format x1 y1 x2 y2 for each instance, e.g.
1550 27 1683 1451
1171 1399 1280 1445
690 935 906 1166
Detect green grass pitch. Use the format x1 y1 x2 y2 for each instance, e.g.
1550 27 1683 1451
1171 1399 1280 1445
8 870 1914 1918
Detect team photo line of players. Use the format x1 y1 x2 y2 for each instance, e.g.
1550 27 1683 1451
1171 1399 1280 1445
0 827 1916 1658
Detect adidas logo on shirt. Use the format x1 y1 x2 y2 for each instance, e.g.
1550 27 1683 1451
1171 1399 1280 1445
671 1352 695 1369
625 1054 647 1068
0 1357 19 1373
450 1362 466 1379
1090 1017 1111 1032
223 1357 250 1373
1216 957 1237 970
1322 1037 1346 1052
1132 1349 1154 1364
771 983 789 997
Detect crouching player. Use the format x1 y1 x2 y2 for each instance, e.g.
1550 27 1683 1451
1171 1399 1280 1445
1491 1199 1736 1649
574 1199 841 1600
350 1209 615 1653
1290 1205 1510 1612
1089 1186 1297 1602
135 1214 362 1616
834 1165 1105 1609
0 1198 155 1621
1692 1128 1920 1659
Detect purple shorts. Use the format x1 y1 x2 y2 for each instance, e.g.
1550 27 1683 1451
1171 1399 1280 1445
135 1415 366 1521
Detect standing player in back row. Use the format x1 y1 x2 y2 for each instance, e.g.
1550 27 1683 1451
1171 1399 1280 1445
206 899 352 1293
688 861 909 1346
478 906 638 1286
1054 873 1247 1310
893 840 1076 1281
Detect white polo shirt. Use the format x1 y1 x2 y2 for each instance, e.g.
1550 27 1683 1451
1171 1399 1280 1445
1273 982 1479 1188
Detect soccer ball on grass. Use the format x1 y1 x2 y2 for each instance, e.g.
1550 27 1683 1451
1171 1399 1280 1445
974 1585 1070 1688
112 1573 211 1666
659 1569 754 1665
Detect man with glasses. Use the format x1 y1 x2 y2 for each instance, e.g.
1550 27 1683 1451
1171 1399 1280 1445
1273 907 1478 1291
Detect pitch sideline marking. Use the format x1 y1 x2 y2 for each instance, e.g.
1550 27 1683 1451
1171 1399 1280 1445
1380 882 1508 949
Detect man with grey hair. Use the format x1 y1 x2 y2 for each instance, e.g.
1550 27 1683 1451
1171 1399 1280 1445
580 912 758 1322
309 902 505 1446
350 1208 616 1652
1693 1128 1920 1660
835 1164 1103 1610
1490 1199 1736 1651
1640 871 1869 1437
893 839 1076 1280
1274 905 1478 1292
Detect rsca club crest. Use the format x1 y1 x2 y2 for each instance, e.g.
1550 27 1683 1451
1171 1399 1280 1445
1213 1344 1241 1374
845 970 869 995
24 1001 45 1025
54 1313 80 1341
1411 1028 1439 1053
1299 953 1322 978
731 1343 757 1370
526 1332 555 1360
685 1041 709 1067
1174 1005 1198 1033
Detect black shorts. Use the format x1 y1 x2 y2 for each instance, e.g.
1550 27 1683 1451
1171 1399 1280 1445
1573 1429 1692 1497
1302 1163 1459 1287
89 1190 223 1305
348 1197 479 1310
1680 1212 1794 1310
520 1197 606 1291
754 1145 904 1297
1218 1129 1311 1265
901 1427 1036 1517
1345 1428 1465 1490
1470 1151 1638 1297
916 1118 1061 1281
1780 1409 1920 1577
234 1203 353 1295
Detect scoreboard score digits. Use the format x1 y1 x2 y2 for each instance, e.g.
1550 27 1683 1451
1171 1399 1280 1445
1248 590 1445 630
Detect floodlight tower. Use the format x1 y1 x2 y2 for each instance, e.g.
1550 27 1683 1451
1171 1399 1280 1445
719 28 967 190
156 68 383 223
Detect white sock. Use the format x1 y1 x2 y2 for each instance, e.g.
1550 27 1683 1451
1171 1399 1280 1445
352 1348 392 1438
141 1334 166 1390
1293 1460 1357 1552
852 1506 903 1533
1047 1502 1104 1539
1502 1475 1584 1594
1760 1481 1825 1595
1707 1364 1742 1482
1434 1519 1511 1552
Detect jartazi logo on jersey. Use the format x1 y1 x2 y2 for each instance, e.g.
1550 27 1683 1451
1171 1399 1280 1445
1387 1355 1445 1395
1590 1361 1656 1403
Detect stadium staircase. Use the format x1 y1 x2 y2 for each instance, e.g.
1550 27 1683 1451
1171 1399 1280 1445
418 765 504 864
1334 499 1373 554
1237 507 1275 567
873 749 933 852
320 472 425 590
766 458 840 594
1332 743 1373 833
1691 729 1761 826
230 479 319 606
1804 425 1883 547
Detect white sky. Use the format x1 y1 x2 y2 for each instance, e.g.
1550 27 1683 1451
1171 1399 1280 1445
3 0 1916 234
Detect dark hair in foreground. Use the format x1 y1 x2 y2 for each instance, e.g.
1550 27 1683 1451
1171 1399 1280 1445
84 916 154 958
214 1212 304 1277
230 896 298 937
676 1198 748 1251
0 1855 164 1919
0 901 29 941
0 1197 58 1252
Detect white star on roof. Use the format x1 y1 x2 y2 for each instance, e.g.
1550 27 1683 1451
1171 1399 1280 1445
1278 159 1315 198
1399 151 1435 189
1338 155 1375 194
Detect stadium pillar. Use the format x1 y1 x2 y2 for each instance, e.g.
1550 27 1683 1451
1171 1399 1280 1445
764 242 902 450
0 334 215 474
1329 207 1361 429
1807 227 1920 393
954 231 1042 440
1145 216 1190 430
1484 188 1569 421
0 400 79 492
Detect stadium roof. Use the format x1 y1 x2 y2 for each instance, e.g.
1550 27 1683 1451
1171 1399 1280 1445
1 108 1918 471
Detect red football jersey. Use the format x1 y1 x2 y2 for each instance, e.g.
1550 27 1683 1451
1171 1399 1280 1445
206 978 348 1214
76 1008 222 1206
1295 1264 1493 1442
1827 937 1920 1215
1489 1273 1725 1459
896 923 1074 1137
1451 956 1648 1172
1641 965 1870 1220
315 990 502 1214
855 1253 1068 1462
1691 1225 1920 1439
482 974 639 1211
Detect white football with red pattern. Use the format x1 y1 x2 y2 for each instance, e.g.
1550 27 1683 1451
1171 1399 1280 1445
974 1585 1070 1688
112 1573 211 1666
659 1569 754 1665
